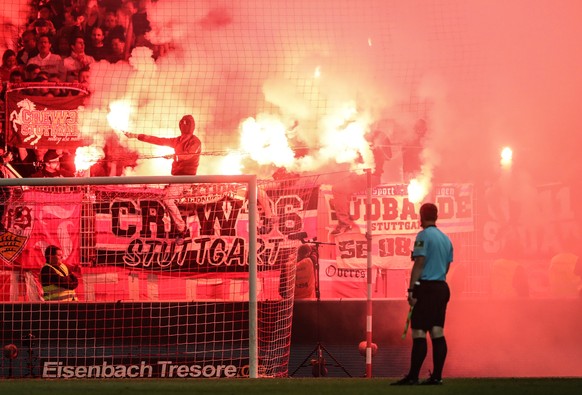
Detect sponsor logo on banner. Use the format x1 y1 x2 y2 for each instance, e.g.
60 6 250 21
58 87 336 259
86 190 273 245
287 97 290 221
318 258 410 299
42 358 250 379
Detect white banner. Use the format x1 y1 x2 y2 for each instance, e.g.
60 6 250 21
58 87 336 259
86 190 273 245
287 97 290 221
323 183 473 269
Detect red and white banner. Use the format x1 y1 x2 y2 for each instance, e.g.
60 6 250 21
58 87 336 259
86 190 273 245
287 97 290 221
0 184 319 301
92 184 319 273
323 183 474 269
0 182 475 301
0 189 82 269
5 91 86 149
318 259 410 299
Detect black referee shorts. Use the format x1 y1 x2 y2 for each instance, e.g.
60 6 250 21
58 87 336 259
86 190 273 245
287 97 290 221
411 280 450 331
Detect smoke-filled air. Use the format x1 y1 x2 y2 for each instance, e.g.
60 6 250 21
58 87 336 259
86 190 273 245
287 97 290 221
2 0 582 378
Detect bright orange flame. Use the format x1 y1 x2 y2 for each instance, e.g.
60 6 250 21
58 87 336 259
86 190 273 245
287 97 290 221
75 146 105 172
107 100 132 132
500 146 513 168
220 151 244 175
239 115 295 167
314 66 321 78
407 178 428 204
133 146 174 176
319 102 372 168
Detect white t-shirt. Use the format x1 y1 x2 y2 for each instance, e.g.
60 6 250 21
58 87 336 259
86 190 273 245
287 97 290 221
28 53 65 80
63 53 95 81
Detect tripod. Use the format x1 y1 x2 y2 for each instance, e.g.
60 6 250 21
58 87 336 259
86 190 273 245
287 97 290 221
22 332 38 378
290 235 352 377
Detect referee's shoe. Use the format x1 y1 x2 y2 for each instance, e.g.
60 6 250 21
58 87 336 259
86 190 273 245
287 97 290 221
390 376 418 386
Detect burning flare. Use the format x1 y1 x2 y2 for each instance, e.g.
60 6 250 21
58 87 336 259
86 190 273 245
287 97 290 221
75 146 105 173
500 146 513 168
239 115 296 168
107 100 133 134
407 179 426 204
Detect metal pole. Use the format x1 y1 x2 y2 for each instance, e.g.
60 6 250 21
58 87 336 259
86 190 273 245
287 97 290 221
365 169 373 377
247 176 258 378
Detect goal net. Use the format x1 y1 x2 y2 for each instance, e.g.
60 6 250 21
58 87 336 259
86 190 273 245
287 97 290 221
0 174 319 379
0 0 490 379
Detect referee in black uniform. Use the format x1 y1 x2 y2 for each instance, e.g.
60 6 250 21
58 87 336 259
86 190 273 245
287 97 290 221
392 203 453 385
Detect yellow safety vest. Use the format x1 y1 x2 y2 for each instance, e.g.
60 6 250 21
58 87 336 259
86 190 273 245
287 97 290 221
42 263 77 301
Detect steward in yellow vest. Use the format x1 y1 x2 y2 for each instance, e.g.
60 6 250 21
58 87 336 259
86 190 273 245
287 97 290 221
40 245 78 301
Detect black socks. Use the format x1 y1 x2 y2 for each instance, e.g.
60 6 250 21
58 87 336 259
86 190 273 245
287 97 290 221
408 337 427 380
408 336 447 380
431 336 448 380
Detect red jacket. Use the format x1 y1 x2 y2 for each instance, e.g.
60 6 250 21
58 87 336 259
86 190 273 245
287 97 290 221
138 133 202 175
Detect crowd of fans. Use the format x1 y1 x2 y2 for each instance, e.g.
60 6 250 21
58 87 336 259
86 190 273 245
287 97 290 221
1 0 154 178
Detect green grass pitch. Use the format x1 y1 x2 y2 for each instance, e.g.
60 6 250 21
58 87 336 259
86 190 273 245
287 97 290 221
1 378 581 395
